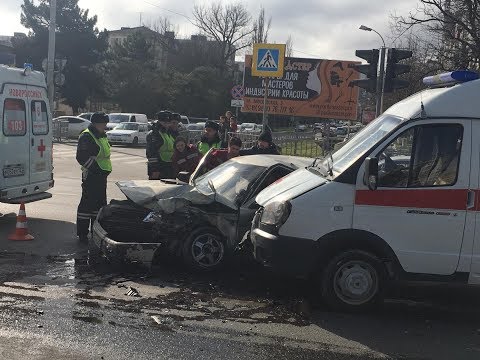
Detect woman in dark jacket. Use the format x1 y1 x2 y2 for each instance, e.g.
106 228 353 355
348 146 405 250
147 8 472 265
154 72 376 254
171 137 200 177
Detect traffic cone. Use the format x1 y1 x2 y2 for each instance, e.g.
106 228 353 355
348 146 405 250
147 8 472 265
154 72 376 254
8 203 34 241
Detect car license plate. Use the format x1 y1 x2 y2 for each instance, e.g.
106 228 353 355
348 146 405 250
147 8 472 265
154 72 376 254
3 165 25 178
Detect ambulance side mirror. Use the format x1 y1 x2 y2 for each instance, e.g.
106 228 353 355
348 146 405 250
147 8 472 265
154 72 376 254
364 157 378 191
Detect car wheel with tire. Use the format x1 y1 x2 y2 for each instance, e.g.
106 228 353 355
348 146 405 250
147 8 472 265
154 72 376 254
321 250 386 312
183 227 225 271
132 137 139 146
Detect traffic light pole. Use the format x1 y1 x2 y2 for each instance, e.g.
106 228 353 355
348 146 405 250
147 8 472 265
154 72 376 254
375 47 386 117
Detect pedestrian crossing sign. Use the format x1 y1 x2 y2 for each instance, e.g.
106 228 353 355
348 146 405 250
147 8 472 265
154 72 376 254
252 43 286 78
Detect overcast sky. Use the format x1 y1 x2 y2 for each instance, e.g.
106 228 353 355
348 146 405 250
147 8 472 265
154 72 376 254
1 0 420 61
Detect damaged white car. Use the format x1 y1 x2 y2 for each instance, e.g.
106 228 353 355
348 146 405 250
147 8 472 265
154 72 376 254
92 152 311 270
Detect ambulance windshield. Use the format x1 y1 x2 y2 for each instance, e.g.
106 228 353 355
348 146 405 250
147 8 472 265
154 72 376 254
324 115 403 174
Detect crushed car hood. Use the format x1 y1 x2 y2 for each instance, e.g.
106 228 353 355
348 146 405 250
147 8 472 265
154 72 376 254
255 168 327 206
116 180 215 213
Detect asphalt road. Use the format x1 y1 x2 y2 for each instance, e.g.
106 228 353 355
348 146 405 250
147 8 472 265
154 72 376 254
0 142 479 359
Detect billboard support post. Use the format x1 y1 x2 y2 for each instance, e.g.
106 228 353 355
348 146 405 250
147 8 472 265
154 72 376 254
262 78 268 126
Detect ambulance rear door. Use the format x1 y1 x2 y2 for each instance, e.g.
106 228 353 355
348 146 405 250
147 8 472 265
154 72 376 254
28 86 51 186
0 84 30 189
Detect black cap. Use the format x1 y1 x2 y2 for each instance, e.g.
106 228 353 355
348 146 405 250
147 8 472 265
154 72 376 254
91 112 109 124
156 110 172 121
205 120 220 131
258 131 272 143
171 113 181 121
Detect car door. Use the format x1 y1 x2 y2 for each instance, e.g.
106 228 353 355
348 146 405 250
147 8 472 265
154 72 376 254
237 165 294 243
29 89 53 183
1 85 30 187
354 120 471 275
139 124 147 143
29 93 51 185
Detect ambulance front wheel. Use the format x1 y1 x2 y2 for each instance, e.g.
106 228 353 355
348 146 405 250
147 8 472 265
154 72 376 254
321 250 386 312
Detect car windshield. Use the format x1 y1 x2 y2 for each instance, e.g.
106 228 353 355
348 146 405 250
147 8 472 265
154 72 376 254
109 114 129 123
195 161 266 205
114 123 138 130
321 114 403 174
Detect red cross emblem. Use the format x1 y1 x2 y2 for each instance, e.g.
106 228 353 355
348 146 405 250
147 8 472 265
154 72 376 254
37 139 46 157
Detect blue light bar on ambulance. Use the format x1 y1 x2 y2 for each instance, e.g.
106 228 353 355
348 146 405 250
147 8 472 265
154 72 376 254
423 70 479 86
23 63 33 76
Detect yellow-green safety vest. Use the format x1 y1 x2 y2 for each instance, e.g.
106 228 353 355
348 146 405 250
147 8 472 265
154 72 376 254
80 128 112 172
159 132 174 162
198 141 221 155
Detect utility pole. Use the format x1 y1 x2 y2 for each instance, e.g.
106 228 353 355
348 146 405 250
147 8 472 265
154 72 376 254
47 0 56 113
375 47 386 117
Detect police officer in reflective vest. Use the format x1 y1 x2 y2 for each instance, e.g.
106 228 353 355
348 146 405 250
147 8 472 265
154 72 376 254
76 112 111 242
146 110 175 179
197 120 223 156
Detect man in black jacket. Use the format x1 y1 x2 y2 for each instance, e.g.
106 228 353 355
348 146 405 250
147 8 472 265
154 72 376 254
146 111 175 179
76 112 111 243
240 130 280 155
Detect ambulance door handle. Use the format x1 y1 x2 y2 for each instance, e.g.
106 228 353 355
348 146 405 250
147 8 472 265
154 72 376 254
31 138 34 146
467 189 475 210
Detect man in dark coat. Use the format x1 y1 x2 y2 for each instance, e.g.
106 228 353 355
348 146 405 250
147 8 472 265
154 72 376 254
240 130 280 155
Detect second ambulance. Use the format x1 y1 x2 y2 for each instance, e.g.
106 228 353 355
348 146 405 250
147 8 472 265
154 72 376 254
0 64 54 204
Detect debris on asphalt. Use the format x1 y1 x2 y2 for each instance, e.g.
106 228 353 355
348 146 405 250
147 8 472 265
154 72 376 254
37 324 43 328
125 286 140 297
36 309 44 315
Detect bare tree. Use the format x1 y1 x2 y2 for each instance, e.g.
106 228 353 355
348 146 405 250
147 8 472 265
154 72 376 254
393 0 480 69
192 2 253 70
286 35 294 57
252 6 271 44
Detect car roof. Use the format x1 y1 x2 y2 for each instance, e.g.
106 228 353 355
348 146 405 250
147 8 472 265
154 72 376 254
231 154 312 169
54 116 87 120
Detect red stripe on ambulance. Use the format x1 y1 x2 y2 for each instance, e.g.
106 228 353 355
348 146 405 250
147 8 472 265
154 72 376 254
355 189 468 210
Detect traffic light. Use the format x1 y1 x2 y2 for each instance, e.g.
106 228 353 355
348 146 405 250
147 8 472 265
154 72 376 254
383 48 413 92
351 49 379 93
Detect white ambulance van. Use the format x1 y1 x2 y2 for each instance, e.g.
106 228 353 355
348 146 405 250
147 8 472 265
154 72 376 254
251 71 480 311
0 64 53 204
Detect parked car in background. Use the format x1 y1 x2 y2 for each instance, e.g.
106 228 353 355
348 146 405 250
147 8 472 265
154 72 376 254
186 123 205 131
78 112 94 121
239 123 262 133
53 116 91 138
106 122 149 146
107 113 148 131
92 151 312 270
295 124 307 132
335 126 348 136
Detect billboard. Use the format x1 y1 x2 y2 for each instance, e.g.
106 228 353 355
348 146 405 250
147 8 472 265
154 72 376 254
242 55 360 120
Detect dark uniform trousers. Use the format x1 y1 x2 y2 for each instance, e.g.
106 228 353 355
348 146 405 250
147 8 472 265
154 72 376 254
76 170 108 236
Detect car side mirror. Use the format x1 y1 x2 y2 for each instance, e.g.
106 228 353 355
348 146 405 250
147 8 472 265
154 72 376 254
364 157 378 191
177 171 190 183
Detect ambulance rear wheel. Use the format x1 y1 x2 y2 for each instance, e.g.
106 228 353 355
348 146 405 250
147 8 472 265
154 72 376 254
132 137 139 146
321 250 386 312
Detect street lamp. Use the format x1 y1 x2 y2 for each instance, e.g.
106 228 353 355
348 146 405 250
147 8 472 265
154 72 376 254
359 25 386 48
359 24 386 116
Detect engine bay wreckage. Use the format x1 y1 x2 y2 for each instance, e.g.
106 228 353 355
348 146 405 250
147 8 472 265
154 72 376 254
92 153 312 270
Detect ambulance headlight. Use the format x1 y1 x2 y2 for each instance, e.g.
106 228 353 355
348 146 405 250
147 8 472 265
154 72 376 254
261 201 291 226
